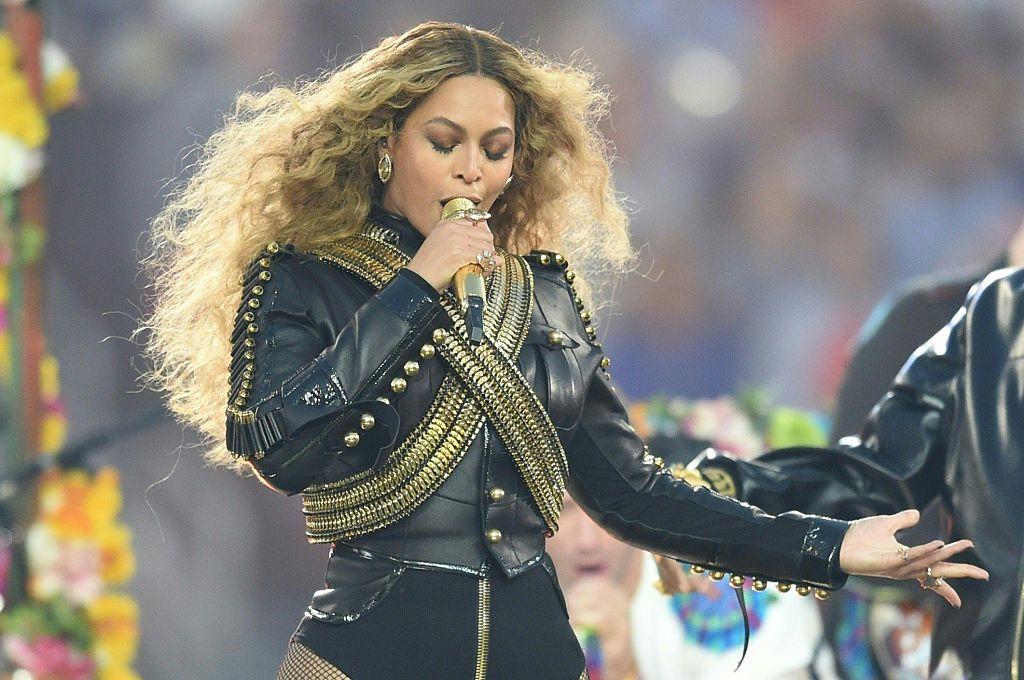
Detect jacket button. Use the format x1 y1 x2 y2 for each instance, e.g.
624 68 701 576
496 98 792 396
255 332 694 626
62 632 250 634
814 588 831 601
488 487 506 503
690 564 705 574
752 579 768 591
599 356 611 369
391 377 407 393
359 413 375 430
420 343 436 359
796 585 812 597
404 361 420 377
546 330 564 346
729 574 745 588
432 328 449 344
486 528 502 544
343 432 360 447
709 571 725 581
776 582 792 593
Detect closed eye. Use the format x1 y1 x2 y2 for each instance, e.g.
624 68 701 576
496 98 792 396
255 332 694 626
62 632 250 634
432 141 457 155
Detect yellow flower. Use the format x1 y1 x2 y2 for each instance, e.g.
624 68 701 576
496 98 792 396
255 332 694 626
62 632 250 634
98 666 142 680
40 355 60 399
99 523 136 585
0 32 49 147
39 412 68 454
86 467 124 528
87 593 140 668
45 67 79 112
0 31 16 68
41 40 80 112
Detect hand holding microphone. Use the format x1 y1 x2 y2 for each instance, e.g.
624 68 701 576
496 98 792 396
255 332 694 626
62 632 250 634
405 198 498 345
441 197 489 345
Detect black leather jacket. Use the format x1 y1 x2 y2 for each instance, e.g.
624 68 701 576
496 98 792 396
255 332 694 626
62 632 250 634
696 267 1024 679
225 212 849 618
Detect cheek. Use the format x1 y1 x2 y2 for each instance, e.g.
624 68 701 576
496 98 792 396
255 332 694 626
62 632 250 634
396 154 433 193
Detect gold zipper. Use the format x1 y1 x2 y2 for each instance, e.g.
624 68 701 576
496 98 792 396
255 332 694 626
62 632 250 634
475 577 491 680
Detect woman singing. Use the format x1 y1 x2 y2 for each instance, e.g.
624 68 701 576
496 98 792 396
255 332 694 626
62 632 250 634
143 21 986 679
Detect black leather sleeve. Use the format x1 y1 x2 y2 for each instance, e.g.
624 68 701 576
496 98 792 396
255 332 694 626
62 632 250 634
225 248 440 493
565 357 850 590
694 295 968 521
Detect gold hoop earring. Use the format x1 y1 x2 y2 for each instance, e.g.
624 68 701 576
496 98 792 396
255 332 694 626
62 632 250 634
377 153 393 183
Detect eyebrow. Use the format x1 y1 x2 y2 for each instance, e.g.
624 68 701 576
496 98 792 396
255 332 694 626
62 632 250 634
423 116 514 139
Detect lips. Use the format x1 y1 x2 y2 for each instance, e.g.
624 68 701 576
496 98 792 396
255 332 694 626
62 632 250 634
440 196 482 207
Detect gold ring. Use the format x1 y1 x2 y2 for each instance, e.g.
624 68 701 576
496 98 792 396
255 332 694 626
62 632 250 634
919 566 944 590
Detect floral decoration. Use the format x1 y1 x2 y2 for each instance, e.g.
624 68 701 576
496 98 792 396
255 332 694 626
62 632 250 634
1 469 140 680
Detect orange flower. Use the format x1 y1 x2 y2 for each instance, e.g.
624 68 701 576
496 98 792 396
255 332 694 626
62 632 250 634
87 593 139 668
98 524 135 585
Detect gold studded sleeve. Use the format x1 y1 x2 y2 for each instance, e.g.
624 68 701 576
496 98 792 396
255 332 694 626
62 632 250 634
565 373 851 590
225 246 440 493
521 251 849 590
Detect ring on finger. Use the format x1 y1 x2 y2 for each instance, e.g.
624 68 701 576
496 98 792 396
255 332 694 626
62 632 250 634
919 566 945 590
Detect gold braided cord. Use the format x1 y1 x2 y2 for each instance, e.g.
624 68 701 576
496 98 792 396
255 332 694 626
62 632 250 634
432 255 567 531
302 226 566 541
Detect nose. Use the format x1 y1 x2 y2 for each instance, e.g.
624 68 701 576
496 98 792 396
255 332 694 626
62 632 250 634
455 147 482 184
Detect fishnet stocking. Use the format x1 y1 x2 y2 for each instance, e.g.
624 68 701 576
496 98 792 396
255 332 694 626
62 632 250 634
276 642 352 680
275 640 589 679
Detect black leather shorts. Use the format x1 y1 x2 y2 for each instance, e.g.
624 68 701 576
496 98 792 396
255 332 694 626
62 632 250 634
288 560 584 679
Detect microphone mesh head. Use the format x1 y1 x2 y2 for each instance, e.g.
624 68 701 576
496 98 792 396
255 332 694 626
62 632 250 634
441 197 477 221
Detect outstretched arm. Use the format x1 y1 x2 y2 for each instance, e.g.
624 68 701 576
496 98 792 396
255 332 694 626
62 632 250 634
565 354 986 600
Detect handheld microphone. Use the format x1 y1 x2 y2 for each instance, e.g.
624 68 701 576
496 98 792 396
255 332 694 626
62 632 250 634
441 197 488 345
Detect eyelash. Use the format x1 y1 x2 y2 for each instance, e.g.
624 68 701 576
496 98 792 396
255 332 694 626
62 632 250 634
431 141 508 161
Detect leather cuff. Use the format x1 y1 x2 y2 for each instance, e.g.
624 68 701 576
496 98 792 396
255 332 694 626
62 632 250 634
376 269 439 324
799 515 849 589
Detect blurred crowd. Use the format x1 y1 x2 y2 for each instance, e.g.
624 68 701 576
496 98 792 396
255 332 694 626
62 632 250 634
10 0 1024 677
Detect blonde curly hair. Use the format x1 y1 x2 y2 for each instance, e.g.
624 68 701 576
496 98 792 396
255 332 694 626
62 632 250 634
142 21 634 467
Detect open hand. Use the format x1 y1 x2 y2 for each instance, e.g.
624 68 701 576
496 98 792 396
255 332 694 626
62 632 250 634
839 509 989 608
